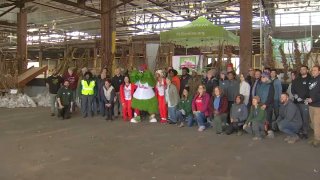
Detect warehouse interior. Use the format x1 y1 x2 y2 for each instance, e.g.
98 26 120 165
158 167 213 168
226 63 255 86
1 0 320 180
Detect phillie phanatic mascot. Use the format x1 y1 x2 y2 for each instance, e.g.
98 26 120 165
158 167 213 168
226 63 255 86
130 64 158 123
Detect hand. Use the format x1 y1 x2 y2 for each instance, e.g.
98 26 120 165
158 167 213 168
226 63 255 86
70 107 73 113
261 105 266 110
306 98 312 103
297 98 303 102
214 110 219 115
193 111 197 115
294 94 298 99
243 124 247 130
59 105 64 109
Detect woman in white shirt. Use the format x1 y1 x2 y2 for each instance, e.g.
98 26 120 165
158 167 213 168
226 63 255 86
239 73 250 105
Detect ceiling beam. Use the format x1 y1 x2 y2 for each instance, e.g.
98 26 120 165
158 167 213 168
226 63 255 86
0 5 17 18
102 0 134 14
0 2 15 8
145 0 188 20
0 20 16 27
121 0 169 21
51 0 101 14
31 1 100 19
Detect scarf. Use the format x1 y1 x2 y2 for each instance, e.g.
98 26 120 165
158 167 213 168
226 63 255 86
103 86 114 101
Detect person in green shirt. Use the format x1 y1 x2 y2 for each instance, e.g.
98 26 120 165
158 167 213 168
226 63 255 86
176 86 194 127
243 96 267 140
57 80 74 120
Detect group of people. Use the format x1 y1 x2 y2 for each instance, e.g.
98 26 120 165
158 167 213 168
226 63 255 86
45 64 320 147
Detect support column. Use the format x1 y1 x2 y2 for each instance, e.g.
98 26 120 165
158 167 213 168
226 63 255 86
101 0 116 76
39 47 43 67
239 0 253 73
17 7 27 73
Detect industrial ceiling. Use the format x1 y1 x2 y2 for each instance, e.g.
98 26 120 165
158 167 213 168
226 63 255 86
0 0 319 48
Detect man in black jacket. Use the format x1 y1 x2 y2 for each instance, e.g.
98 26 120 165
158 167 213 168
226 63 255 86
306 65 320 147
180 67 191 96
111 68 124 118
291 65 311 139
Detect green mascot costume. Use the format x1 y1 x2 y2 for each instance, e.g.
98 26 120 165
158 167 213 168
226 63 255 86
130 64 158 123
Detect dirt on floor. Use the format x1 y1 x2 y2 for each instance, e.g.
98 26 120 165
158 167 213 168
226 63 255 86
0 107 319 180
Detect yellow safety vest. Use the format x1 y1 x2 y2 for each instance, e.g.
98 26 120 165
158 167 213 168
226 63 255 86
81 80 95 95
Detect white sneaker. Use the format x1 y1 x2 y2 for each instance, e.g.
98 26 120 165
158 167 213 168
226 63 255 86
284 136 291 142
198 126 205 132
130 118 138 123
252 137 262 141
267 130 275 139
149 118 157 123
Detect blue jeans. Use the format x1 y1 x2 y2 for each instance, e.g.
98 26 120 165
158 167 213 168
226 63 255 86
168 106 177 123
176 110 194 127
277 119 301 136
195 112 210 128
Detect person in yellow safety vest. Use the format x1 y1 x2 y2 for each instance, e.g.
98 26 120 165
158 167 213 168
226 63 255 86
80 71 97 118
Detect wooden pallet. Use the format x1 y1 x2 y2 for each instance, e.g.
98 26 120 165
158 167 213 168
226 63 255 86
18 66 48 87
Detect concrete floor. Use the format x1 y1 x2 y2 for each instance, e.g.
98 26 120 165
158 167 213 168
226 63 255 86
0 107 320 180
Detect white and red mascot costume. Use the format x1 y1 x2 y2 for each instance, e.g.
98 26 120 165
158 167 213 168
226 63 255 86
155 70 168 123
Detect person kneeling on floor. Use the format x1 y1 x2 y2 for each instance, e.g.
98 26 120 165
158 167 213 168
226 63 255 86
273 93 302 144
57 80 74 120
225 94 248 135
243 96 267 140
176 86 194 128
210 86 228 134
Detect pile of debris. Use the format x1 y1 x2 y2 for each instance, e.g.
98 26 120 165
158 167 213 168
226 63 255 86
33 93 51 107
0 93 36 108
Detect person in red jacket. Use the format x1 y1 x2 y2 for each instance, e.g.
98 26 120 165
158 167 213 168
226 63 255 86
210 86 228 134
155 70 168 123
192 84 211 132
119 75 136 121
168 69 180 93
63 67 79 101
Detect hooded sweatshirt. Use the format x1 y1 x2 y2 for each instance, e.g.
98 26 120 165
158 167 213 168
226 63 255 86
309 75 320 107
292 74 311 103
230 95 248 123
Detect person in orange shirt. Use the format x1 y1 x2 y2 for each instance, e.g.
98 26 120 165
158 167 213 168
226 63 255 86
168 69 180 93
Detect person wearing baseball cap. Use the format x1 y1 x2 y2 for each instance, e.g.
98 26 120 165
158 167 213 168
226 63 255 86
256 71 275 138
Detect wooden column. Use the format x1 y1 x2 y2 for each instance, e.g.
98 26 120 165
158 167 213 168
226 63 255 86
101 0 116 75
239 0 253 73
17 8 27 73
39 47 43 67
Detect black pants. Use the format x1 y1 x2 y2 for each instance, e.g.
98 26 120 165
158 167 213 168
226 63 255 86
105 103 114 120
58 105 71 119
265 105 274 130
227 101 234 123
225 122 243 135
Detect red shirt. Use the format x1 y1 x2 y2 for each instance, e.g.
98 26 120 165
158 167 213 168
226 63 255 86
195 96 203 111
63 73 79 90
172 76 180 93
